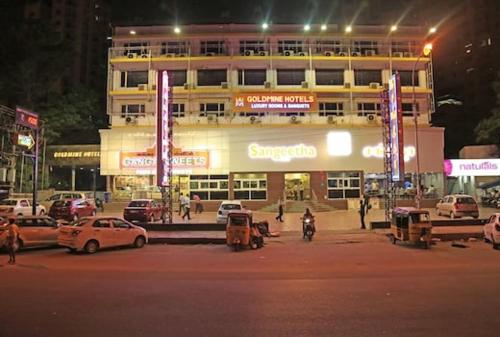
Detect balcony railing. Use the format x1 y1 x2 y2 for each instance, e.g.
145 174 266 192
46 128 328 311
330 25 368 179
110 41 426 59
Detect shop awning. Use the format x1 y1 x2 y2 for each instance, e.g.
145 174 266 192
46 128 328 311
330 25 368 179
479 179 500 189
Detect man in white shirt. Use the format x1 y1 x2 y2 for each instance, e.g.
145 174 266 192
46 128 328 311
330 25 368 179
181 195 191 220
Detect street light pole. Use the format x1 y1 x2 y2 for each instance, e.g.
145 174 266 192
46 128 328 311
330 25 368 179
412 43 432 209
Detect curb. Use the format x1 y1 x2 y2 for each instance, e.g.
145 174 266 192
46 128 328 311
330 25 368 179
149 237 226 245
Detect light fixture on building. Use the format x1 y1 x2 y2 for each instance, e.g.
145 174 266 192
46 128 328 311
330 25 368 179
345 25 352 33
423 43 433 56
129 30 136 35
321 24 327 31
390 25 398 32
304 24 311 32
262 22 269 30
429 27 437 34
174 26 181 34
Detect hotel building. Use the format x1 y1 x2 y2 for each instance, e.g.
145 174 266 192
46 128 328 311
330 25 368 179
100 24 444 210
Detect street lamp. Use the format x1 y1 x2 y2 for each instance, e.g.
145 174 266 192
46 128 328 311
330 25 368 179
174 26 181 34
412 42 433 209
345 25 352 33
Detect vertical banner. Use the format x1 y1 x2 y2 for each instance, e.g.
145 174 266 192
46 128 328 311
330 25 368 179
156 70 172 187
388 73 404 182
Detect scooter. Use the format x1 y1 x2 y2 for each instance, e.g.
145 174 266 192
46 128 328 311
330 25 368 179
302 216 315 241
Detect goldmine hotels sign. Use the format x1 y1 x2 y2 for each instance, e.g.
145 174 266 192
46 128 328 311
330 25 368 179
233 93 318 112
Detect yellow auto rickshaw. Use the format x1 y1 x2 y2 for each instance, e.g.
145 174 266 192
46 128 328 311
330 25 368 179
391 207 432 248
226 210 263 251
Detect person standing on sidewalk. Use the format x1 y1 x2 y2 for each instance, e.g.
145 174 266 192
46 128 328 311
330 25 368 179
275 198 284 222
359 200 366 230
193 194 203 214
178 193 184 216
182 195 191 221
4 218 20 265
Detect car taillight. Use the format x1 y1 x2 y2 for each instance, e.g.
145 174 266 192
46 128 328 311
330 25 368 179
71 230 82 237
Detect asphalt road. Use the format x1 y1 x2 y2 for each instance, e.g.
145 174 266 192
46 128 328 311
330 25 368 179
1 233 500 337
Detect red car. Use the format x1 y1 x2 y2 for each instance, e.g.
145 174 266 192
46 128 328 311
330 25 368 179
123 199 163 223
49 199 96 222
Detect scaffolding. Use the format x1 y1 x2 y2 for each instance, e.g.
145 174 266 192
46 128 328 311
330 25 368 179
380 90 395 221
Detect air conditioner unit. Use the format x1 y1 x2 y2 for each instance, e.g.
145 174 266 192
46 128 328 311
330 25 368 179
138 84 147 91
327 116 337 124
178 53 188 57
298 51 308 56
127 53 138 58
344 82 351 89
365 49 376 56
221 82 229 89
337 52 348 57
125 116 138 124
283 50 295 56
351 51 361 57
369 82 380 89
301 81 309 89
404 52 413 57
205 52 216 56
250 116 262 124
366 114 376 122
264 81 271 89
258 51 269 56
289 116 300 124
393 52 404 58
324 51 334 57
165 53 176 58
243 50 254 56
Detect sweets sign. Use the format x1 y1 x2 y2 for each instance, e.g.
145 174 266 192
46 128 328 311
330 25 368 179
120 150 209 169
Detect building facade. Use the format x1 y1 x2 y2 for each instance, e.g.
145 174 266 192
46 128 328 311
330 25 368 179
101 24 444 210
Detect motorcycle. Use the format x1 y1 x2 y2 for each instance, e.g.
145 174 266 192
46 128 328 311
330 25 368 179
302 216 315 241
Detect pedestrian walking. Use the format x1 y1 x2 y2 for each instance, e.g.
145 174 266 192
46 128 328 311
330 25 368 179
193 194 203 214
182 195 191 220
178 193 184 216
275 199 284 222
363 194 370 215
4 218 20 265
359 200 366 230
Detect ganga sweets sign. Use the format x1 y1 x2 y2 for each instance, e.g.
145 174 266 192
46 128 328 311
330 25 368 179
120 150 209 169
444 159 500 177
248 143 317 162
233 93 318 112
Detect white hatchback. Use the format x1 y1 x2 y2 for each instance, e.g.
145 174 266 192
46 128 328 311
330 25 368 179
483 213 500 249
216 200 242 224
58 216 148 254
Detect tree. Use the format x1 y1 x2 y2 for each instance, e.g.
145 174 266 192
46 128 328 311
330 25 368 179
475 74 500 149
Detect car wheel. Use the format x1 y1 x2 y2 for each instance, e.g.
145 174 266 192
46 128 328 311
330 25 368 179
134 236 146 248
249 237 258 250
68 248 77 254
39 210 45 215
84 240 99 254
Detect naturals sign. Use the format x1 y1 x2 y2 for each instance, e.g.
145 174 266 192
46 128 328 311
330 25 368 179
444 159 500 177
233 93 318 112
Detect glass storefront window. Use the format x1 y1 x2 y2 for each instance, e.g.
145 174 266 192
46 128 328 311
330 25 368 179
189 175 229 200
327 171 361 199
234 173 267 200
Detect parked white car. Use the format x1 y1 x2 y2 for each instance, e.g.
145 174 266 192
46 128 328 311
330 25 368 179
58 216 148 254
42 192 94 211
0 216 61 250
0 198 46 217
216 200 243 224
483 213 500 249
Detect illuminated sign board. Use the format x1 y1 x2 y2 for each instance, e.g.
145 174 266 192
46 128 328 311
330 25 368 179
156 70 172 187
17 134 35 149
53 151 100 158
15 107 39 129
362 143 416 162
233 93 318 112
388 73 404 181
120 150 209 169
444 159 500 177
248 143 317 162
327 131 352 156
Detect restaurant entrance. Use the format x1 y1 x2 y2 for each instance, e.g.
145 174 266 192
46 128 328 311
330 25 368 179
284 173 310 201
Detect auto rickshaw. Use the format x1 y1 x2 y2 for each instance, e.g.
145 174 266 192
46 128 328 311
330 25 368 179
226 210 263 251
390 207 432 248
